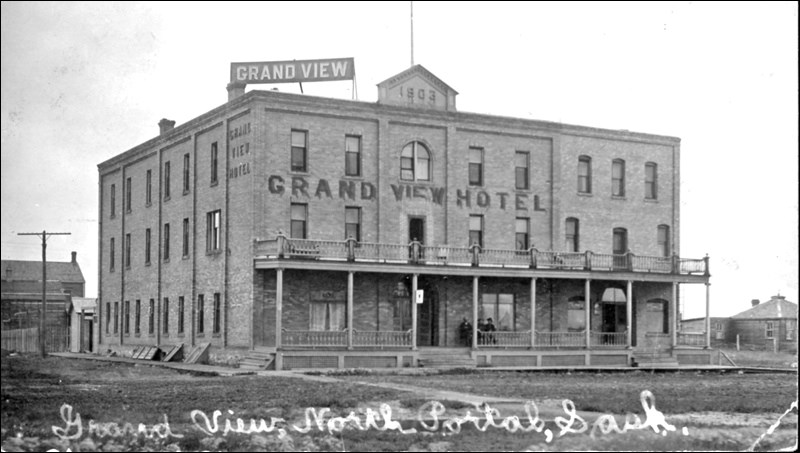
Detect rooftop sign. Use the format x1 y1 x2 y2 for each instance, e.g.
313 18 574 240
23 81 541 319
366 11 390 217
230 58 355 84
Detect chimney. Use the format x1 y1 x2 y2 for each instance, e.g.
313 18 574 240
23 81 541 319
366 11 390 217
751 299 760 307
227 82 246 101
158 118 176 135
71 251 77 264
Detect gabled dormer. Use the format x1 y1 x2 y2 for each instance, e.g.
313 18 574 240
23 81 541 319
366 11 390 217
377 64 458 112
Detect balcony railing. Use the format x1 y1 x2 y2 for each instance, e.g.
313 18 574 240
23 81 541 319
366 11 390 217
282 329 347 347
477 330 532 347
590 331 628 348
254 234 709 276
677 331 707 347
535 331 586 347
353 329 412 347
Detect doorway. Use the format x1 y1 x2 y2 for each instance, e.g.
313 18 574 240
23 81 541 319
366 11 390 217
416 280 439 346
409 217 425 244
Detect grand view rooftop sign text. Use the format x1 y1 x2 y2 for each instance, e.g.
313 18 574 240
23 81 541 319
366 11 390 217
230 58 355 84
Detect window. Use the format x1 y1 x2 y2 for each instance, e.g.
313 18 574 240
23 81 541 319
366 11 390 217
207 210 221 252
469 147 483 186
183 153 190 194
163 223 170 261
469 215 483 248
787 321 795 341
146 169 152 205
110 184 116 217
210 142 219 185
164 161 171 200
145 228 151 265
345 207 361 241
148 299 155 334
613 227 628 269
578 156 592 194
182 218 190 258
612 159 625 197
714 321 723 331
645 162 657 199
109 237 116 272
765 321 774 339
125 177 132 212
567 297 586 331
163 297 169 334
646 299 669 333
400 141 430 181
105 302 110 334
481 294 515 331
290 203 307 239
515 151 529 190
197 294 204 334
345 135 361 177
310 302 345 331
213 293 221 334
124 300 130 334
657 225 670 257
565 218 579 252
135 299 141 334
515 217 529 251
291 130 307 172
178 296 185 334
124 233 131 268
113 302 119 334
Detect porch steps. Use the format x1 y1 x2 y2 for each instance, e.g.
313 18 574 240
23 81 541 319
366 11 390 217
239 350 275 371
417 348 475 368
632 351 679 368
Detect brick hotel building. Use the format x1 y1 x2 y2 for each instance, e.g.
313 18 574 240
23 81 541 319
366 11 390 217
97 65 712 369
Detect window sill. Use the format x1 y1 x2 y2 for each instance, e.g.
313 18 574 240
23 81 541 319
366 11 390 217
164 196 171 202
146 202 152 208
206 249 222 257
110 215 116 220
644 198 659 203
182 255 190 261
145 261 151 267
126 209 132 215
611 195 626 201
400 179 434 185
177 333 185 338
148 333 155 337
135 332 141 337
163 258 170 264
212 333 221 338
342 174 363 180
197 332 205 338
162 333 169 338
577 192 593 197
110 269 116 273
183 190 190 196
290 170 309 175
210 180 219 188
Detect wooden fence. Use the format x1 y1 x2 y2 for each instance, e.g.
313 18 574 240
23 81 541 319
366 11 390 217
1 326 70 353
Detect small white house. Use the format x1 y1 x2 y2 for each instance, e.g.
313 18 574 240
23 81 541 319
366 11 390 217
70 297 97 353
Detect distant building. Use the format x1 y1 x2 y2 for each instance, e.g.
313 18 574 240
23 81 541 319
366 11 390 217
69 297 97 353
683 295 798 352
1 252 85 331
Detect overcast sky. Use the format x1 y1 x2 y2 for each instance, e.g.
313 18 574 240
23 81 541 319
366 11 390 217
1 1 797 319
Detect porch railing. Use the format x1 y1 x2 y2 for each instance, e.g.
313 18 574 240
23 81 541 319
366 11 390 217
352 329 412 347
590 331 628 348
477 330 531 347
254 234 709 275
535 331 586 347
677 331 707 347
282 329 347 347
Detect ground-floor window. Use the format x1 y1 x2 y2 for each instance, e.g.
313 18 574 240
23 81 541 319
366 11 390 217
567 296 586 331
310 302 345 331
765 321 774 339
480 293 514 331
646 299 669 334
787 320 795 340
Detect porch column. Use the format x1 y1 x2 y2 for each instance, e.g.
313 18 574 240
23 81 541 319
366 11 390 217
626 280 633 348
347 271 354 350
671 282 678 348
276 268 283 349
705 282 711 349
585 279 591 349
79 308 85 352
411 273 418 351
472 276 479 350
530 277 536 348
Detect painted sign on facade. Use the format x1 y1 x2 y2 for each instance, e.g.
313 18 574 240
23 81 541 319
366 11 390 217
230 58 355 84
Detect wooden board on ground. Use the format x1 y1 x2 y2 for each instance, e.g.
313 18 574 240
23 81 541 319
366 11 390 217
131 346 143 359
142 346 160 360
162 344 184 362
184 343 210 364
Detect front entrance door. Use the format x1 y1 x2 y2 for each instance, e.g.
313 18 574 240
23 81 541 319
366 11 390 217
409 217 424 244
416 282 439 346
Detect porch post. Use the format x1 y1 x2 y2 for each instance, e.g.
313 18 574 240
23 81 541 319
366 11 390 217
705 282 711 349
671 282 678 348
472 276 479 350
276 268 283 349
585 279 591 349
411 273 418 351
530 277 536 348
80 308 85 352
347 271 354 350
626 280 633 348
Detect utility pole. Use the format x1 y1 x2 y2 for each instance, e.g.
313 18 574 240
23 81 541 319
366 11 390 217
17 231 71 358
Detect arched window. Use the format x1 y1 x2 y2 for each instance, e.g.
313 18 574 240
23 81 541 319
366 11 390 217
400 141 430 181
578 156 592 193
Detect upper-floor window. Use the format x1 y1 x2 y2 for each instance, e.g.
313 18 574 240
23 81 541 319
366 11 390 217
515 217 529 251
207 210 221 252
345 207 361 241
110 184 116 218
145 228 151 265
164 161 171 200
178 296 185 334
146 169 152 205
657 225 670 257
163 223 170 261
612 159 625 197
565 218 579 252
163 297 169 334
125 177 132 212
113 302 119 334
213 292 221 334
291 130 307 172
645 162 658 199
400 141 430 181
105 302 110 334
210 142 219 185
345 135 361 177
469 147 483 186
515 151 529 190
135 299 141 334
578 156 592 194
109 237 116 272
469 214 483 248
197 294 205 334
148 299 155 334
183 153 190 194
182 218 190 258
290 203 307 239
124 233 131 268
124 300 130 334
613 228 628 255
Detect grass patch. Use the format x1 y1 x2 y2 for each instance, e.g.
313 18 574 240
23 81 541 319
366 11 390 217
717 348 798 367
